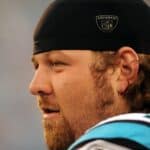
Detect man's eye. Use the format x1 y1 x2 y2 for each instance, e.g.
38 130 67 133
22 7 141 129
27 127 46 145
49 61 67 71
50 61 66 67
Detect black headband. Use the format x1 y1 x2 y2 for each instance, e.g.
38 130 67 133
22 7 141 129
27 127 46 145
33 0 150 54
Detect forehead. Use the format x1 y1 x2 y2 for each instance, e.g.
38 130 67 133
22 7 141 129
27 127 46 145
32 50 93 63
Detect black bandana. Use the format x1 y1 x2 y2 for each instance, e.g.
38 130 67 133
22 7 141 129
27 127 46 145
33 0 150 54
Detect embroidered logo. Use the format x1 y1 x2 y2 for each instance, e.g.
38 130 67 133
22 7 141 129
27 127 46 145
96 15 119 32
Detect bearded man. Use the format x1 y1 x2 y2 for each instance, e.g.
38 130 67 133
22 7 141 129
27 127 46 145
29 0 150 149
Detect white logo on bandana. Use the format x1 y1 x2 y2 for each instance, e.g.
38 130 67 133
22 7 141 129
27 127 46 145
96 15 119 32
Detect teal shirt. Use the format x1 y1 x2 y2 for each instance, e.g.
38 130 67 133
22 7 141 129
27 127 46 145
68 113 150 150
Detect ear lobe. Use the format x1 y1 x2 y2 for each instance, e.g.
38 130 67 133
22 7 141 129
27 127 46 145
116 47 139 94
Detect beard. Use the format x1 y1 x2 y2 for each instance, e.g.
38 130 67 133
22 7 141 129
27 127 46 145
42 78 116 150
42 81 116 150
43 115 74 150
41 70 129 150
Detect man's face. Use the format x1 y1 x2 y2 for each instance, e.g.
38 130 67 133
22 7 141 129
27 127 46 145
29 50 118 150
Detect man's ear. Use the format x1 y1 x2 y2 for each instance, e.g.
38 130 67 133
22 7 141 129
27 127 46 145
116 47 139 94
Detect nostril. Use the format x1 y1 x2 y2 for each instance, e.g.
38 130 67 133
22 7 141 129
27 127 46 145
38 91 46 96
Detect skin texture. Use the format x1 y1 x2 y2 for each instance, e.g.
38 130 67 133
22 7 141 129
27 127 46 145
29 48 139 150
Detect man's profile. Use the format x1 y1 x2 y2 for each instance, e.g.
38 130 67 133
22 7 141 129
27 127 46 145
29 0 150 149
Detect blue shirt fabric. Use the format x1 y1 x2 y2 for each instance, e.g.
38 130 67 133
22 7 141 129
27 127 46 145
68 113 150 150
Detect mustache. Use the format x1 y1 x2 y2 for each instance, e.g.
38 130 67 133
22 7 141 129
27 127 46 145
37 96 60 111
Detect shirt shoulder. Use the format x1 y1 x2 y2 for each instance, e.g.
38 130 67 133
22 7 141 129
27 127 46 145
68 113 150 150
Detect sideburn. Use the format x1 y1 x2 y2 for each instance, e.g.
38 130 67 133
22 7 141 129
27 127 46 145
90 52 130 120
94 73 115 120
93 73 130 121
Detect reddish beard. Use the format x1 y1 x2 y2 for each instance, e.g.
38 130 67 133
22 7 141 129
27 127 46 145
43 114 74 150
40 69 129 150
42 79 116 150
41 76 121 150
37 98 74 150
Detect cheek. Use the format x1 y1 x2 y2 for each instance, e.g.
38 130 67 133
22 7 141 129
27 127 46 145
52 72 95 114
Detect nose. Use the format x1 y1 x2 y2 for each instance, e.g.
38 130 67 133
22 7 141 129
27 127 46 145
29 68 52 95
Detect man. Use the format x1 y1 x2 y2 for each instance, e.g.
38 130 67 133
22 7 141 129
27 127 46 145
29 0 150 149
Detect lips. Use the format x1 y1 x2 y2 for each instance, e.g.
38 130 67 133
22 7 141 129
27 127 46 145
40 106 60 119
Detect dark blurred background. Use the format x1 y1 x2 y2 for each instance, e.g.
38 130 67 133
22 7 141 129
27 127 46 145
0 0 52 150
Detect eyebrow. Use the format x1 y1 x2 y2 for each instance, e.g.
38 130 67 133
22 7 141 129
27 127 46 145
31 50 72 63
